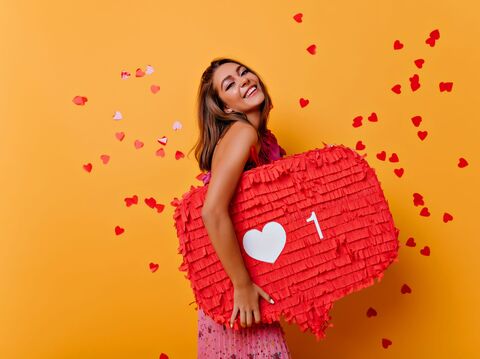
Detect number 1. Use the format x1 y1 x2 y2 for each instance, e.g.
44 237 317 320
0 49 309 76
306 211 324 240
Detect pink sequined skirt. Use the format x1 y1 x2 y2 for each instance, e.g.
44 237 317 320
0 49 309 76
197 308 292 358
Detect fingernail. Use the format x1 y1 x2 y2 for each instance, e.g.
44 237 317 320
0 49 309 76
230 322 233 328
269 298 275 304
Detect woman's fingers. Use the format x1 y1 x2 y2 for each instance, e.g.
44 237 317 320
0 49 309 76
230 305 239 328
240 309 246 328
253 308 261 324
246 310 253 327
255 284 275 304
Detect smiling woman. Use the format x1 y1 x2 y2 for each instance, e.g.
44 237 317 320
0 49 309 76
187 57 292 358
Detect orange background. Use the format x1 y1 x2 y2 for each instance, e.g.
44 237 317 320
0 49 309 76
1 0 478 357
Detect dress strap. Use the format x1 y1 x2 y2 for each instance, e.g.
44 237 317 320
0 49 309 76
249 144 261 166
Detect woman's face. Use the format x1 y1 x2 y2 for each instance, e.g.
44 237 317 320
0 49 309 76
212 62 265 114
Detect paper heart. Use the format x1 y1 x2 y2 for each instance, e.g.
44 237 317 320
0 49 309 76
155 204 165 213
457 157 468 168
83 163 92 173
115 226 125 235
413 193 424 206
145 65 155 75
443 212 453 223
391 84 401 94
145 197 157 208
73 96 88 105
115 132 125 141
135 68 145 77
409 74 420 91
420 246 430 256
411 115 422 127
393 40 403 50
151 84 160 94
394 168 404 177
306 44 316 54
299 98 309 108
439 82 453 92
382 338 393 348
414 59 424 68
355 140 365 150
366 307 377 317
156 148 165 157
158 136 168 145
243 222 286 264
175 150 185 160
352 116 363 128
401 284 412 294
173 145 400 340
388 153 399 162
134 140 144 149
100 154 110 164
149 262 159 272
293 13 303 23
405 237 416 247
113 111 122 120
420 207 430 217
367 112 378 122
376 151 386 161
124 195 138 207
120 71 131 79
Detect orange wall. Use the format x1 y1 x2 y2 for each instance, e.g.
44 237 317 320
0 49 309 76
1 0 478 357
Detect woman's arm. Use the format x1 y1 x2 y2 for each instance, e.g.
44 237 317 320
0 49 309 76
201 121 273 328
201 121 257 288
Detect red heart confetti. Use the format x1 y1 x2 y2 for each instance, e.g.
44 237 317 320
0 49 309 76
145 197 157 208
135 68 145 77
417 131 428 141
400 284 412 294
306 44 316 54
115 226 125 235
420 246 430 256
175 150 185 160
355 141 366 150
100 154 110 164
158 136 168 145
124 195 138 207
406 237 416 247
391 84 401 94
121 71 131 79
134 140 144 149
156 148 165 157
443 212 453 223
83 163 92 173
425 29 440 47
393 40 403 50
414 59 425 69
457 157 468 168
413 193 424 206
367 112 378 122
393 168 404 177
149 262 159 273
155 204 165 213
159 354 169 359
299 98 309 108
366 307 377 317
382 338 392 349
72 96 88 105
420 207 430 217
409 74 420 91
388 153 399 162
115 132 125 141
352 116 363 128
411 115 422 127
151 85 160 94
376 151 386 161
293 13 303 23
439 82 453 92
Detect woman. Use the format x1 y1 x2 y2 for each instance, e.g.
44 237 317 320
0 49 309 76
190 57 292 358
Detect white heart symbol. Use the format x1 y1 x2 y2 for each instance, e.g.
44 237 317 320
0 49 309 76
242 221 286 264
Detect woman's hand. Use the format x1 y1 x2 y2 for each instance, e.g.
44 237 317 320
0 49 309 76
229 281 275 328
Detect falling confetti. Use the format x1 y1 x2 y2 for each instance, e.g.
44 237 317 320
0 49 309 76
113 111 122 120
73 96 88 105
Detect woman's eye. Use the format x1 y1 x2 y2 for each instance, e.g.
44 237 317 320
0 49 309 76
226 69 249 90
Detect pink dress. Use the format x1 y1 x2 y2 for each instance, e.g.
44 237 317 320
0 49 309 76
198 129 292 358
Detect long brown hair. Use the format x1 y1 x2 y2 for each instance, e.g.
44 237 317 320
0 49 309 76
187 57 273 172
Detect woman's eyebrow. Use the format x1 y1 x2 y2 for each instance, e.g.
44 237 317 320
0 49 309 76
220 64 242 90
